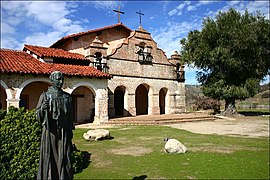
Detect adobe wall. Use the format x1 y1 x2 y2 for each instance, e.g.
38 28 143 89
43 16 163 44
59 27 130 54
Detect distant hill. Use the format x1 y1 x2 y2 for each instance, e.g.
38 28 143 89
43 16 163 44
185 84 204 107
259 82 269 93
185 83 269 110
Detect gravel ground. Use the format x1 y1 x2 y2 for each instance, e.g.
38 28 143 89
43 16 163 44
167 116 269 138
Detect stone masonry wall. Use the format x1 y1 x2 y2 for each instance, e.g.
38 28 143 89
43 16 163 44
108 76 185 117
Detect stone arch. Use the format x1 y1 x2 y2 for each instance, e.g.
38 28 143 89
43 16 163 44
0 84 7 110
69 82 97 97
0 80 12 110
70 85 96 124
0 80 12 100
135 83 150 115
159 87 168 114
114 86 127 117
15 78 51 99
0 86 7 110
19 81 50 109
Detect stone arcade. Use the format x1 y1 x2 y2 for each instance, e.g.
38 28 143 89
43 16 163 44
0 23 185 124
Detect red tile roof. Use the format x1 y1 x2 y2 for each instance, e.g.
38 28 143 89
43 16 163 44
51 23 132 48
24 44 88 60
0 49 111 79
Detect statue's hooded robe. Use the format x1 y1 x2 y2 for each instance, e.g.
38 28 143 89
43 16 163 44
36 87 74 180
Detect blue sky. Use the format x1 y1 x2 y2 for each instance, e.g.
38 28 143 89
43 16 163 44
1 0 269 85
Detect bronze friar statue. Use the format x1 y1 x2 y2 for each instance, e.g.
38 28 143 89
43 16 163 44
36 71 74 179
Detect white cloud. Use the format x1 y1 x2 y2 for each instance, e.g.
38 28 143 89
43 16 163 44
1 36 21 50
1 1 86 50
26 2 69 26
168 0 216 16
245 1 269 18
90 1 119 10
198 1 213 5
162 1 170 13
88 1 123 16
152 21 200 57
206 1 269 19
168 9 178 16
1 22 15 34
168 1 191 16
187 5 197 11
23 31 63 47
227 1 240 6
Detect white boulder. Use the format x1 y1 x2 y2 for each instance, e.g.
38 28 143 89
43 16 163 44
83 129 110 141
164 138 187 154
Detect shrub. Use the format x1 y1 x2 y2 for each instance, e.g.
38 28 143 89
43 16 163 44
0 107 41 180
261 90 269 99
72 145 91 174
0 108 7 120
192 97 221 114
0 107 86 179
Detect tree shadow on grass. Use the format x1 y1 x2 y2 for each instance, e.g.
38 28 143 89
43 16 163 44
238 111 270 116
132 175 147 180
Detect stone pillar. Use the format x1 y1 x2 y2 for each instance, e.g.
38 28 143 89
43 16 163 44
6 99 20 109
108 92 115 118
93 88 109 124
127 93 136 116
165 92 171 114
148 94 160 115
93 97 109 124
171 90 185 114
123 91 129 116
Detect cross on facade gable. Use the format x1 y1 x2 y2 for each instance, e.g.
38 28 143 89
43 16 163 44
113 6 125 23
136 11 144 26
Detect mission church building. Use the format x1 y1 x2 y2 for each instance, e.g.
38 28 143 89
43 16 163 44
0 22 185 124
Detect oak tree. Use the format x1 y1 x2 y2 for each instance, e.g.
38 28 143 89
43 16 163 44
180 8 270 116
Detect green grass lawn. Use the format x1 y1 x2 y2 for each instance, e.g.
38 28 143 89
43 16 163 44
73 125 269 179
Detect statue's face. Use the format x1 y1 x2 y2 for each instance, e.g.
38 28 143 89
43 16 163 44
51 73 64 89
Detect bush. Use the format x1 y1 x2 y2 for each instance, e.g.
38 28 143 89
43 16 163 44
0 109 7 120
261 90 269 98
72 145 91 174
0 107 87 179
192 97 221 114
0 107 41 179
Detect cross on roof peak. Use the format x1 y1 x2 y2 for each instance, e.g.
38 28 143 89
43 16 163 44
113 6 125 23
136 11 144 26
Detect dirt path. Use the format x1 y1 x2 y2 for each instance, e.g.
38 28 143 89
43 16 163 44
167 116 269 138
